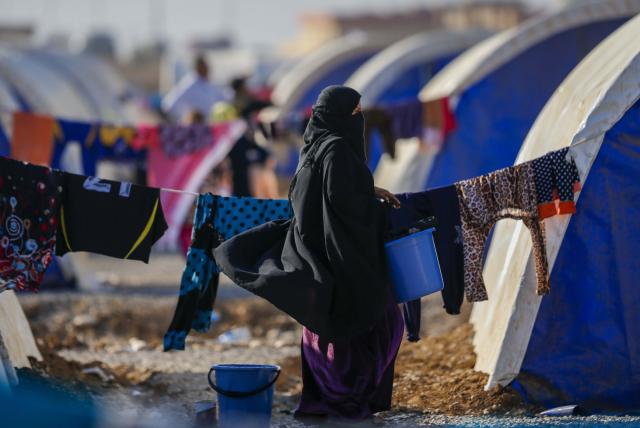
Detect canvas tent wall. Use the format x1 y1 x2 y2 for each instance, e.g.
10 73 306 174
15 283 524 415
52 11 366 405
346 30 490 108
0 48 145 123
473 13 640 411
345 30 490 176
0 48 97 120
270 32 394 119
418 0 640 190
29 50 146 123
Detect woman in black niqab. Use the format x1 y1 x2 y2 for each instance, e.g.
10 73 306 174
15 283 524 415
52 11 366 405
214 86 404 419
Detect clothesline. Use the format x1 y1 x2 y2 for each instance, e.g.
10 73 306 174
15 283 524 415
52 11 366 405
0 105 155 128
0 105 595 200
153 140 593 199
159 187 200 196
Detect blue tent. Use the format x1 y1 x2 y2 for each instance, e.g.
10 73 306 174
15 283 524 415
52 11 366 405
346 30 490 108
418 1 640 190
345 30 490 170
473 13 640 412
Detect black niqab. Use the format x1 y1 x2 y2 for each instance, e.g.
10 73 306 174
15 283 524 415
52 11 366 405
214 85 390 340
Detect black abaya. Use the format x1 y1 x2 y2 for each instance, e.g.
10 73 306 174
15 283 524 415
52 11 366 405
214 86 390 340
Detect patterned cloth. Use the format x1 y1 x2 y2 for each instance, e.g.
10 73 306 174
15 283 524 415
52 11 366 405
0 157 61 291
532 147 581 219
159 124 213 157
96 125 146 163
455 163 549 302
164 194 291 351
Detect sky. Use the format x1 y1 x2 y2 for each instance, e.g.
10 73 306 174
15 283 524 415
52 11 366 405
0 0 554 58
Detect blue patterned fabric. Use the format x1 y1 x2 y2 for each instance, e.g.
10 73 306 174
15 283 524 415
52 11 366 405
164 194 291 351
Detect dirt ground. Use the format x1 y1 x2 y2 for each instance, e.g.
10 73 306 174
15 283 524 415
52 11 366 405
15 289 541 427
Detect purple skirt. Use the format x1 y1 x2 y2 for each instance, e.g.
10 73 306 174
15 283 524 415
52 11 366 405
295 300 404 419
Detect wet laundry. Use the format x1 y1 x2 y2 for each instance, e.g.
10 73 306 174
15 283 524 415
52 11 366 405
532 147 581 219
10 112 55 166
146 121 244 249
164 194 291 351
96 124 145 163
0 157 62 291
51 119 99 176
363 108 396 159
385 99 423 140
55 172 167 263
455 163 549 302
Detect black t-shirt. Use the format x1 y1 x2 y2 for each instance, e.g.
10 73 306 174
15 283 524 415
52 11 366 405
56 172 167 263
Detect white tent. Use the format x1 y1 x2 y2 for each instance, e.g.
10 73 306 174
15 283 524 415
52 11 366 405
0 47 96 120
270 32 396 118
0 48 147 123
345 29 490 108
473 12 640 403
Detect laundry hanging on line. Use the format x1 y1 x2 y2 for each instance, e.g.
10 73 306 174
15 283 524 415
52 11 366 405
134 123 218 157
51 119 100 176
0 145 583 326
390 185 465 316
164 194 292 351
10 112 56 166
0 156 171 292
55 172 168 263
0 157 62 292
9 111 244 177
532 147 581 219
146 120 246 250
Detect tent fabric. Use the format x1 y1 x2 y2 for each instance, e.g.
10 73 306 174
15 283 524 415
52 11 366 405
419 0 640 102
373 138 436 194
423 16 631 190
346 30 490 108
471 13 640 411
270 33 391 118
516 100 640 411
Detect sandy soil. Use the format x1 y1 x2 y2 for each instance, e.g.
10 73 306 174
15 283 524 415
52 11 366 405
15 280 640 427
17 290 530 423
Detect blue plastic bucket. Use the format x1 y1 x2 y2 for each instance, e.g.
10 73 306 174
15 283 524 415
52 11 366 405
385 227 444 303
208 364 280 428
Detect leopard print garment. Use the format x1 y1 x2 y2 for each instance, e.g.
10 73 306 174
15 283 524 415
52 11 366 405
455 162 550 302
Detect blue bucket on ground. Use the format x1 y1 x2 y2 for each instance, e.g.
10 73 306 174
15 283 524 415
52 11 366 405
385 227 444 303
208 364 280 428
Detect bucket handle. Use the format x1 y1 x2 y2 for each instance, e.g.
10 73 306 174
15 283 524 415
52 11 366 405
207 367 281 399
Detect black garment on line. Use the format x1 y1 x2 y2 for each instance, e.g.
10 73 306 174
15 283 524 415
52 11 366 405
214 86 390 340
55 172 167 263
389 186 465 315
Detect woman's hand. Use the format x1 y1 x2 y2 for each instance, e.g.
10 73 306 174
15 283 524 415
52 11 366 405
374 186 401 209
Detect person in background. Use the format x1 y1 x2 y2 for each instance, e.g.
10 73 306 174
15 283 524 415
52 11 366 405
161 55 230 123
230 76 271 119
224 77 278 197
